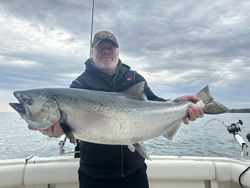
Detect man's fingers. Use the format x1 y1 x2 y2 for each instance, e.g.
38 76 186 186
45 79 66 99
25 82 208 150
28 122 63 137
192 95 200 103
191 106 201 120
28 125 38 131
183 117 189 124
185 106 204 124
40 127 53 137
187 107 196 121
52 122 64 137
198 109 204 118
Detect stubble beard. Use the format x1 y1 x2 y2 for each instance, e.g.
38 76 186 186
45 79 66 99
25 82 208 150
99 58 118 70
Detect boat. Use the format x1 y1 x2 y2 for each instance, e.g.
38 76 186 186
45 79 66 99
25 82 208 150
1 120 250 188
0 155 250 188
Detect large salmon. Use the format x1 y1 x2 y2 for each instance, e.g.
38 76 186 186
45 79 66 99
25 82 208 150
9 82 228 160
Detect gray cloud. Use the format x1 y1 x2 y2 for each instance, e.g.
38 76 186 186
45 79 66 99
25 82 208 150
0 0 250 111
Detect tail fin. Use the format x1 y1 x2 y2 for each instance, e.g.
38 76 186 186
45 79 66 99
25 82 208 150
197 86 229 114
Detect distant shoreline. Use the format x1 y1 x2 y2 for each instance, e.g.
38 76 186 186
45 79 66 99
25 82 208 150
228 108 250 113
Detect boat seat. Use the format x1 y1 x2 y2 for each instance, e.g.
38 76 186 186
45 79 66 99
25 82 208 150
0 165 25 187
146 160 250 188
24 162 79 185
147 160 215 180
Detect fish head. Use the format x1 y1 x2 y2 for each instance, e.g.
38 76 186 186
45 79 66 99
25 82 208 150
9 89 61 130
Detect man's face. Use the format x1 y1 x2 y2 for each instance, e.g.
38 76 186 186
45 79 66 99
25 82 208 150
91 40 119 74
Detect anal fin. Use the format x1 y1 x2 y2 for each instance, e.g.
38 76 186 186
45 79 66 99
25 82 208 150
163 120 183 142
133 143 152 161
128 144 135 152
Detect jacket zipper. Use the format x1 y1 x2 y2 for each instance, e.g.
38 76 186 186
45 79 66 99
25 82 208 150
102 72 125 177
102 71 120 92
102 74 116 92
112 71 119 91
121 146 124 177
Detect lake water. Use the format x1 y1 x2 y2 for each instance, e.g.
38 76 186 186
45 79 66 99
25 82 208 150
0 112 250 160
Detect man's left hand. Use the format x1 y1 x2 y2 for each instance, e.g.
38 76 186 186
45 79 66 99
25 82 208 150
170 95 204 124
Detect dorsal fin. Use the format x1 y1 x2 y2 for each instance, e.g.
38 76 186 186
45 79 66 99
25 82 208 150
123 81 148 101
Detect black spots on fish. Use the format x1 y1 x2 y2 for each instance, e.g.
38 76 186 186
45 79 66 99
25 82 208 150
130 122 140 130
71 96 82 105
119 121 127 130
69 96 75 102
119 123 125 130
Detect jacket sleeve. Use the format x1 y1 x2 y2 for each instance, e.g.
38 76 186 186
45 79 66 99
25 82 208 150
135 73 166 102
70 77 88 89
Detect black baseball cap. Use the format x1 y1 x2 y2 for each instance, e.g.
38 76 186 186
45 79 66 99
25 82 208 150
91 31 119 48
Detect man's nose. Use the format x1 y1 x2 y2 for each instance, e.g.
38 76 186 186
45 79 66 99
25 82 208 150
103 49 111 54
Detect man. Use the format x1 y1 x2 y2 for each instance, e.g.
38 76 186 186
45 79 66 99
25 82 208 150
28 31 204 188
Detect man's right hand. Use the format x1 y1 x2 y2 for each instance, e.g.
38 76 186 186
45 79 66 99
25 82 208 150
28 122 64 137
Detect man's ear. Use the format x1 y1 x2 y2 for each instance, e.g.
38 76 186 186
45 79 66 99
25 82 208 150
91 49 93 58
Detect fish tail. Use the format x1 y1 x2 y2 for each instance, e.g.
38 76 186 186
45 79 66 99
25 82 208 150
196 86 229 114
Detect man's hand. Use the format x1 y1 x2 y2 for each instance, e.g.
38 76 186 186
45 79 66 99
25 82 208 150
169 95 204 124
28 122 64 137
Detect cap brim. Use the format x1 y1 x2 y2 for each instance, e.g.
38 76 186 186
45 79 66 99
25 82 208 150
92 39 118 48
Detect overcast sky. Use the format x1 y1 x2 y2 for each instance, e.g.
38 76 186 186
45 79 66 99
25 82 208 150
0 0 249 112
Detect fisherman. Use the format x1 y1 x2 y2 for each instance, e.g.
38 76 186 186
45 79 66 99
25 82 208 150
28 31 204 188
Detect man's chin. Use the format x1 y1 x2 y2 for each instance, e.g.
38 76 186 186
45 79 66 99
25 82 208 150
100 60 117 68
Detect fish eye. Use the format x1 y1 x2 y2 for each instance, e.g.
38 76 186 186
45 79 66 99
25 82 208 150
25 99 32 105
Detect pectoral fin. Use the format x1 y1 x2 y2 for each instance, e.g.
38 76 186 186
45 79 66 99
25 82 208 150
60 123 76 145
133 143 152 161
59 109 76 145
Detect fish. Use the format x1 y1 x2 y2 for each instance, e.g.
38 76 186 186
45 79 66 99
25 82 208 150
9 82 228 160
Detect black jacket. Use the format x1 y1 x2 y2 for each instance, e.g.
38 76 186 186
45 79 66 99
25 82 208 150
70 59 166 179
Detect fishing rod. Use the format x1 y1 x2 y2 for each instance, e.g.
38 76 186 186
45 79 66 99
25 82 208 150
247 133 250 143
227 120 249 157
58 135 80 155
58 0 95 155
89 0 95 57
226 119 250 188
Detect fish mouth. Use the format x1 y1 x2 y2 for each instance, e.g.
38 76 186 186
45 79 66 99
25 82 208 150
9 102 26 114
9 91 27 114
